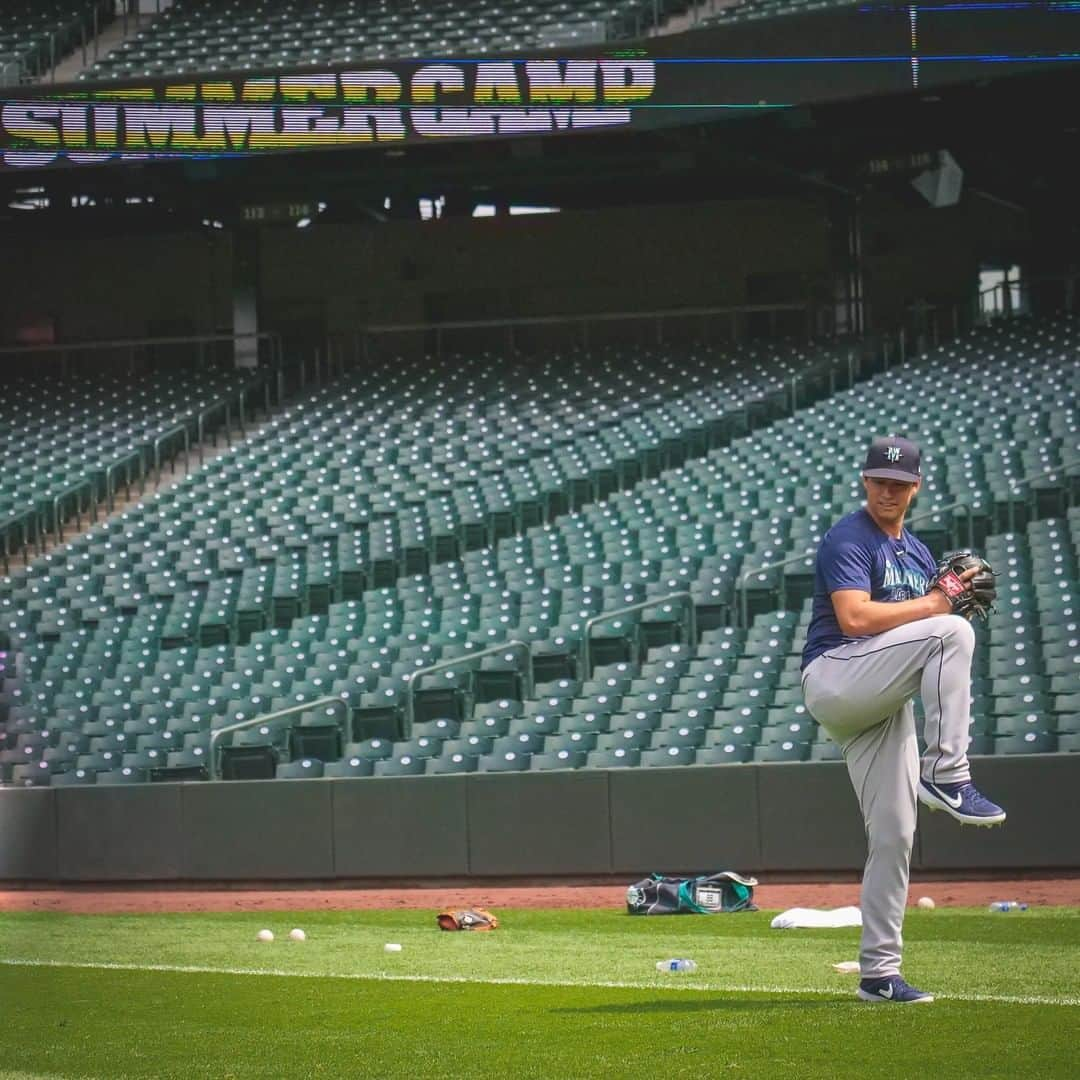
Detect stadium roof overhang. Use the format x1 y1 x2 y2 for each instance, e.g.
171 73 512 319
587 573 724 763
0 2 1077 233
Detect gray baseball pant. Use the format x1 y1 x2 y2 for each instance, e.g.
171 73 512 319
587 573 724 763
801 613 976 979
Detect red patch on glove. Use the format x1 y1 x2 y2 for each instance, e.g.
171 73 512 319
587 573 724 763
934 571 967 599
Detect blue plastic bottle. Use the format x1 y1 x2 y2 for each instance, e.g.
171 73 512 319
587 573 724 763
656 958 697 973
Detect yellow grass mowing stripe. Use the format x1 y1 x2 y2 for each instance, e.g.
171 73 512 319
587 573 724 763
2 957 1077 1008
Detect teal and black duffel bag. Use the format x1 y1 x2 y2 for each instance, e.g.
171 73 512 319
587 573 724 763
626 871 758 915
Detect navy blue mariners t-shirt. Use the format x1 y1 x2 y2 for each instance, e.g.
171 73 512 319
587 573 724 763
801 508 937 669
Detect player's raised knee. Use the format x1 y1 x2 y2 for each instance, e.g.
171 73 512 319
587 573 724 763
943 613 976 652
922 613 975 651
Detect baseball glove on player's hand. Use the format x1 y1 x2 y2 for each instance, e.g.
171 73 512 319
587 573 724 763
929 550 997 621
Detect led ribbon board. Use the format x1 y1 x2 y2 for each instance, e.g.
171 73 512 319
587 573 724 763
0 60 657 168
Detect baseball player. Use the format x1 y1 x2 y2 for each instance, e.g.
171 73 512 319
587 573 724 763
801 435 1003 1005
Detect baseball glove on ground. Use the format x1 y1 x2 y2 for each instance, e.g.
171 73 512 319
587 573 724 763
929 550 997 621
436 909 499 931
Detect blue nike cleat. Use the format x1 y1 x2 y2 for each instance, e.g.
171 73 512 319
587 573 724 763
918 778 1007 826
857 975 934 1004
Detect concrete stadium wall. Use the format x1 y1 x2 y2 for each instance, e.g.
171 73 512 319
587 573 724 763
0 198 830 349
1 756 1078 883
1 190 1034 351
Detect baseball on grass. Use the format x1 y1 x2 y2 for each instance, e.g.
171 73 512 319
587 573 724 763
256 929 274 942
917 896 936 910
384 943 403 953
289 928 307 942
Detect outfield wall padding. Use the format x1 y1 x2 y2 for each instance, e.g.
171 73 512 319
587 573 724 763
56 784 184 881
180 778 335 880
332 775 469 877
755 762 871 873
608 765 760 874
0 787 56 879
918 755 1080 870
4 755 1079 882
466 771 612 876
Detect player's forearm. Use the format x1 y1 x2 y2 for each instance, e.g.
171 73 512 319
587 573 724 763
839 591 952 637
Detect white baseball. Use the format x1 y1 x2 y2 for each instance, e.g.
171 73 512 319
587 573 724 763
384 943 403 953
256 929 274 942
917 896 936 910
289 928 306 942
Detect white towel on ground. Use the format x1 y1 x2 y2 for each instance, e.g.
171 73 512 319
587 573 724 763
770 905 863 929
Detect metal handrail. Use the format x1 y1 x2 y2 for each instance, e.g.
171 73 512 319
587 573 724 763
104 449 146 513
788 353 848 413
908 498 972 552
582 591 696 677
366 302 810 337
1006 459 1080 492
196 400 230 464
364 301 820 357
0 507 42 574
151 422 191 485
50 478 96 543
1001 459 1080 531
208 695 349 781
737 549 816 628
404 640 533 739
0 329 282 362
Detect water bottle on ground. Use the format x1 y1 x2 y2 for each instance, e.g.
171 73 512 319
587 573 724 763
656 958 697 973
988 901 1028 912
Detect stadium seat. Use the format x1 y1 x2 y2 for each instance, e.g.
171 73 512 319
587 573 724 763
478 750 530 772
586 747 641 768
374 754 427 776
697 744 754 764
641 746 696 767
276 757 325 779
426 752 479 775
323 755 375 778
529 749 587 770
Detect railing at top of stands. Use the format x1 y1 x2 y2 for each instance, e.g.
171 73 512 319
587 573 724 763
582 592 696 677
208 695 349 781
362 301 830 359
0 332 283 410
0 329 282 369
404 640 534 739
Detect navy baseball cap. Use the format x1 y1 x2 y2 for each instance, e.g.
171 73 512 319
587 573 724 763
862 436 921 482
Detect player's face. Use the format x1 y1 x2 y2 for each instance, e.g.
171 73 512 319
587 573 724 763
863 476 920 526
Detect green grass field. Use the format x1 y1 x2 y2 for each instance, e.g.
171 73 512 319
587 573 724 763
1 907 1078 1079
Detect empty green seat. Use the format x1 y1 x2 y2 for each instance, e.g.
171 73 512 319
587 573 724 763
995 732 1057 755
276 757 325 779
641 746 696 767
323 755 375 778
586 747 641 768
374 755 427 776
426 752 478 774
478 750 530 772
